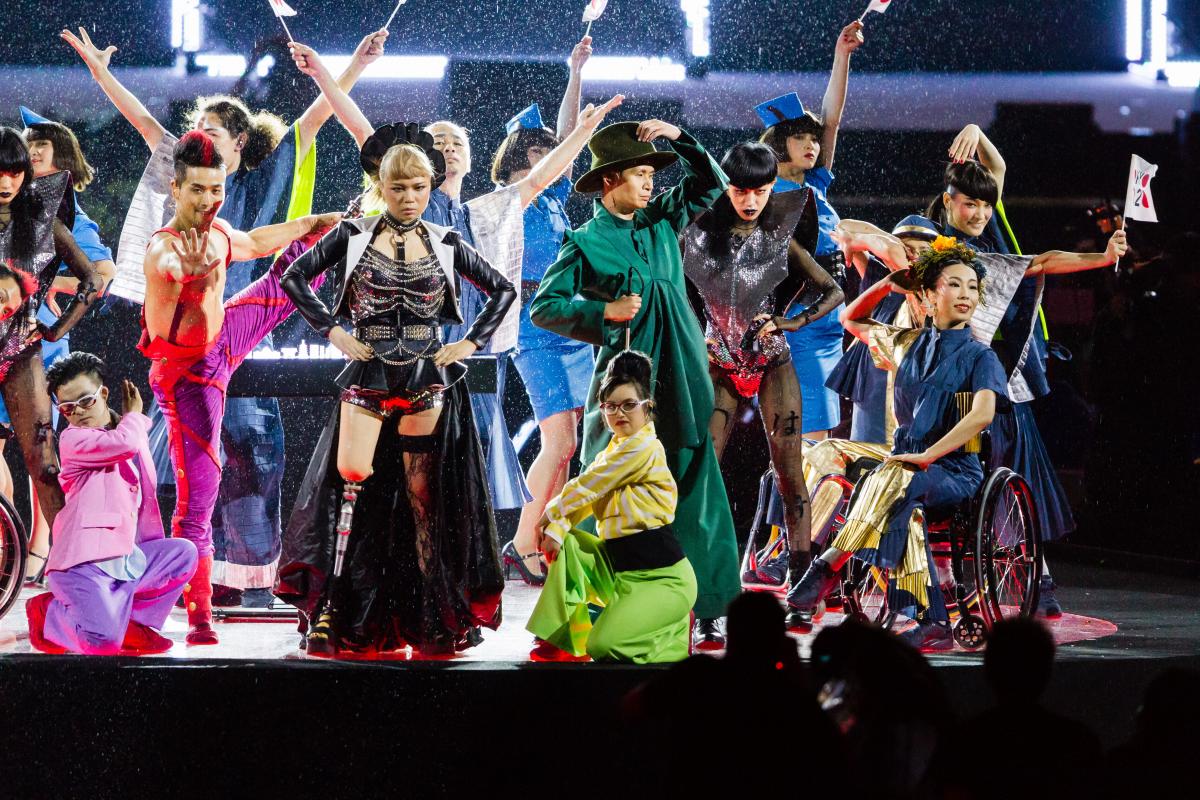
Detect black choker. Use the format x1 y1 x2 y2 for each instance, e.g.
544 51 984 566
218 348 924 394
382 213 421 234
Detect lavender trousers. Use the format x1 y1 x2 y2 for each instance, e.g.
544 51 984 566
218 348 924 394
144 264 314 558
44 538 198 654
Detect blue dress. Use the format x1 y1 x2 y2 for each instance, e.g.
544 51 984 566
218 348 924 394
775 167 842 431
510 176 594 422
923 217 1074 541
0 202 111 428
832 323 1009 622
424 186 530 510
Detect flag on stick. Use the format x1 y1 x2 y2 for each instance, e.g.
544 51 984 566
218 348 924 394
859 0 893 21
1122 154 1159 223
267 0 297 41
582 0 608 36
383 0 407 31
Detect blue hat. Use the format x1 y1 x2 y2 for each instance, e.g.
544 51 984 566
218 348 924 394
891 214 939 242
754 93 807 128
505 103 545 136
19 106 52 127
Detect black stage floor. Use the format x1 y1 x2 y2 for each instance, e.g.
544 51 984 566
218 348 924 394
3 557 1197 798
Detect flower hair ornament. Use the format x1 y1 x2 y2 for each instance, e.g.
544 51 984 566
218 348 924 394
895 235 987 303
359 123 447 190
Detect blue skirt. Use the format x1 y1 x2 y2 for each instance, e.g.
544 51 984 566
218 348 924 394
512 310 594 422
991 401 1076 541
785 306 844 433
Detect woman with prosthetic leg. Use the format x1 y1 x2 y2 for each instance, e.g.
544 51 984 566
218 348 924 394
681 141 842 597
275 130 516 656
787 238 1009 648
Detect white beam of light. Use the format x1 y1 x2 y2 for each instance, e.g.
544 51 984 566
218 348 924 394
318 55 448 80
680 0 712 59
576 56 687 82
1150 0 1168 65
171 0 202 53
1124 0 1143 62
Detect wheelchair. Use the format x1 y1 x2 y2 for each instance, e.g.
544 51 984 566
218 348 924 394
0 425 32 622
836 439 1043 649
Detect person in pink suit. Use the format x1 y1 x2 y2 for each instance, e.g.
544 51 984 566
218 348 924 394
25 352 197 655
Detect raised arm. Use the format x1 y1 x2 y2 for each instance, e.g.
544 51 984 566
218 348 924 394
290 42 377 148
60 27 168 151
948 123 1007 199
293 29 388 157
514 95 624 208
833 225 912 273
818 20 864 170
1026 230 1128 276
645 124 729 232
59 411 149 469
227 212 342 263
840 272 904 345
41 219 101 343
556 36 593 141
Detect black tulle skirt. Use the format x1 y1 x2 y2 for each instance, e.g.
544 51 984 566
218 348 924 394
274 379 503 652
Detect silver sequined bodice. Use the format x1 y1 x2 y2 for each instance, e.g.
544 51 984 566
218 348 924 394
349 246 447 326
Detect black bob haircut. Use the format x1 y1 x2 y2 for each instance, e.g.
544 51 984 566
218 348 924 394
720 142 779 190
491 127 560 185
758 112 825 163
46 351 107 397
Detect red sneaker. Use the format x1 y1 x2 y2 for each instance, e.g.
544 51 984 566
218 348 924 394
25 592 68 654
120 621 174 655
529 639 590 662
182 556 219 645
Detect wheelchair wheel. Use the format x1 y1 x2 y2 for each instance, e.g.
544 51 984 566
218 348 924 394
973 468 1042 628
810 474 855 549
843 560 897 630
0 492 29 621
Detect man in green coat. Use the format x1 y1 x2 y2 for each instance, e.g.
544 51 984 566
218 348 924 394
530 119 740 647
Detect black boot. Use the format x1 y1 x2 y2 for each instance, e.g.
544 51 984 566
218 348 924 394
785 557 839 631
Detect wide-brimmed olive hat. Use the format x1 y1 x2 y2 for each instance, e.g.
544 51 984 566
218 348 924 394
574 121 678 194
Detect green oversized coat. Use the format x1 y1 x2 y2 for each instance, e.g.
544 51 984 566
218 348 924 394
530 131 740 619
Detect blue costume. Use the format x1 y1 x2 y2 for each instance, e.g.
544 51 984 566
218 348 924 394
831 323 1009 621
756 93 844 433
425 182 530 511
502 105 594 423
922 215 1074 541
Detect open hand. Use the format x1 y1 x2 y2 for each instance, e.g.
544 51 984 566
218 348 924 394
433 339 478 367
328 327 374 361
60 27 117 74
578 95 625 134
570 35 594 72
169 228 222 279
353 29 388 68
122 379 144 416
948 124 983 164
604 293 641 322
636 119 681 143
885 451 935 470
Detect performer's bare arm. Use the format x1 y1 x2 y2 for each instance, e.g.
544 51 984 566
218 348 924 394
818 20 864 170
948 124 1007 199
226 213 343 263
513 95 624 208
290 43 378 148
839 273 903 345
61 27 169 151
833 224 911 274
555 36 593 144
1025 230 1128 276
292 29 389 158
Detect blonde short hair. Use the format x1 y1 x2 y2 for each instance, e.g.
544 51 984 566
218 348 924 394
379 143 435 183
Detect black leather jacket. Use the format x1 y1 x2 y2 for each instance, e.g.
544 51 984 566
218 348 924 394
281 216 517 349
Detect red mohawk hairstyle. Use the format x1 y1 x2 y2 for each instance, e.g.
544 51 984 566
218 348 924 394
173 130 225 184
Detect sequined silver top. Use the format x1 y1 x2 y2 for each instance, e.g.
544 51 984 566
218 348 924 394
683 191 813 378
349 245 447 326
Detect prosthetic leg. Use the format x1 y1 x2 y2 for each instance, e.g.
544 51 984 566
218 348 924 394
306 480 363 657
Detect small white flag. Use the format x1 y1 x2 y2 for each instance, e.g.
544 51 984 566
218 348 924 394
582 0 609 23
1123 154 1159 223
864 0 893 15
268 0 297 17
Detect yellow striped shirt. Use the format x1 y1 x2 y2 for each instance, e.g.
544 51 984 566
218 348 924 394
542 423 677 544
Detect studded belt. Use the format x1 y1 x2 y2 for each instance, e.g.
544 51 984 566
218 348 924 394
354 324 440 342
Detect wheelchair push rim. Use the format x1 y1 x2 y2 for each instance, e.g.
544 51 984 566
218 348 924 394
973 468 1043 628
0 492 29 621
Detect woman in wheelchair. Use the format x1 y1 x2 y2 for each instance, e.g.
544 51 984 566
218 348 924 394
787 237 1009 650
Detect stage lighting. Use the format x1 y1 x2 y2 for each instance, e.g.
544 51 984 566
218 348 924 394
171 0 203 53
319 55 449 80
574 56 686 82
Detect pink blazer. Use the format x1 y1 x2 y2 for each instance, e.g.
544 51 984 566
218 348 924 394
47 412 164 573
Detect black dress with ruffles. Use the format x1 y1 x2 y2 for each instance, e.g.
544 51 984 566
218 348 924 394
274 217 516 652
